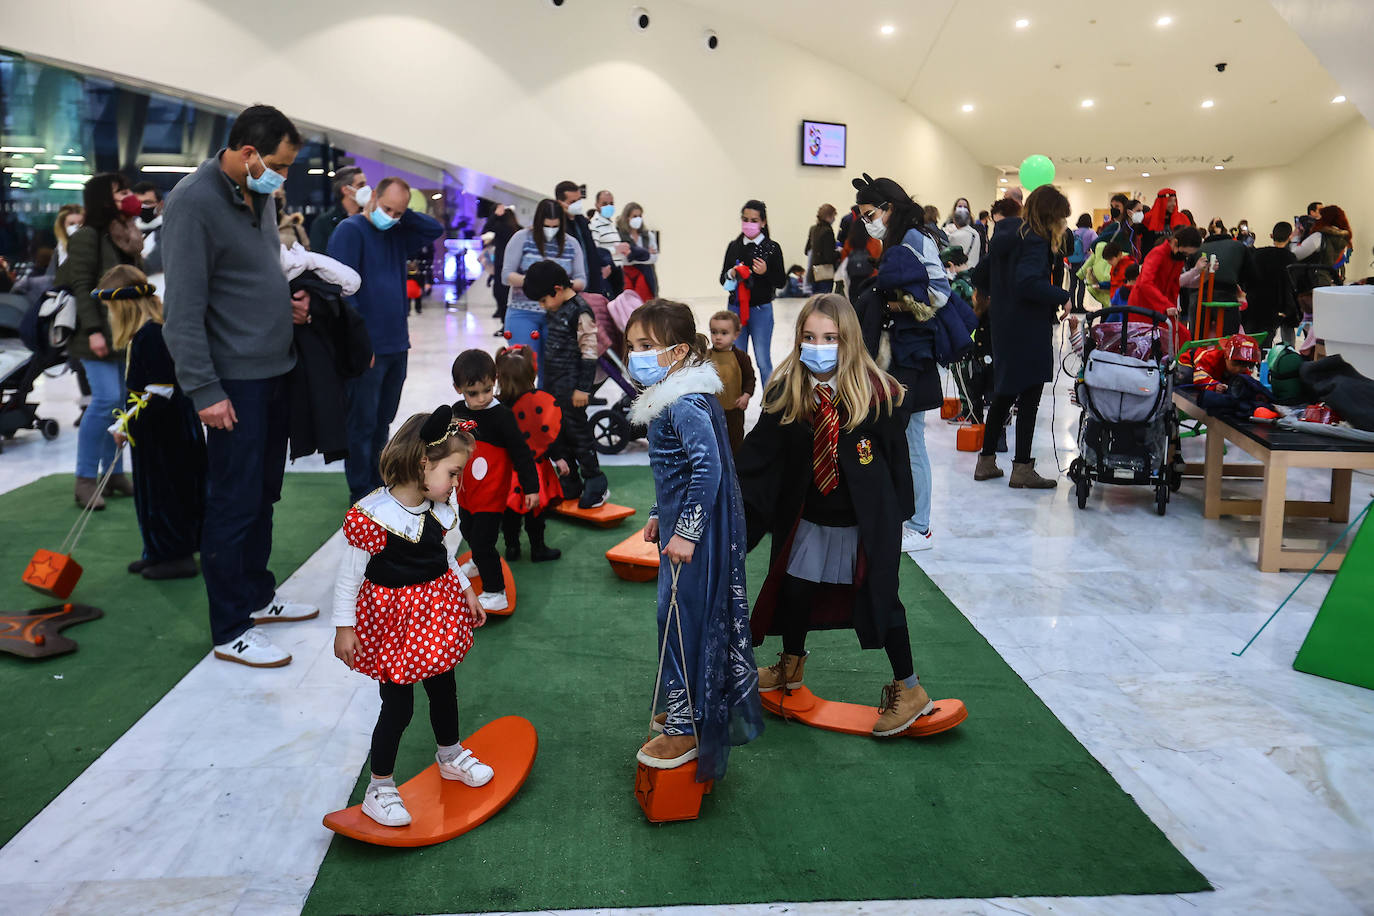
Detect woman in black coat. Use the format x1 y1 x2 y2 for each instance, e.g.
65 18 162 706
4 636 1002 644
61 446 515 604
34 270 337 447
976 185 1071 488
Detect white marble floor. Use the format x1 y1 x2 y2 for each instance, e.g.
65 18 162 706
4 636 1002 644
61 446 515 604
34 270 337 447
2 286 1372 916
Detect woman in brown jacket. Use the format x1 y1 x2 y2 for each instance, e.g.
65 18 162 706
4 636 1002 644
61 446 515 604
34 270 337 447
56 172 144 509
805 204 839 294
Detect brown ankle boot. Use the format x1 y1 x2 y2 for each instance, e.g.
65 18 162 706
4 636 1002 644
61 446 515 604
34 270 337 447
74 477 106 511
974 454 1003 481
103 472 134 497
757 652 807 693
873 680 935 737
1009 459 1057 489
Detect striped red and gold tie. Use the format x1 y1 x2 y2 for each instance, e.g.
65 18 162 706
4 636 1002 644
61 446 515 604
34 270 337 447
812 385 839 495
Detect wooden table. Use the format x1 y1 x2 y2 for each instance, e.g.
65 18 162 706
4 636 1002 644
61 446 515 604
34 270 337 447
1174 390 1374 572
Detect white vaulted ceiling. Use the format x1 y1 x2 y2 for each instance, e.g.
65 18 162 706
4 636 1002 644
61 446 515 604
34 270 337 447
687 0 1359 179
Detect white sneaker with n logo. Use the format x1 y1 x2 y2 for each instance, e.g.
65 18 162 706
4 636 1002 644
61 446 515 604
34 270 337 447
213 627 292 668
249 593 319 624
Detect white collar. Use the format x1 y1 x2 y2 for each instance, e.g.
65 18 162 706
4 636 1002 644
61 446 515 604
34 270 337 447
743 234 765 246
628 361 723 425
355 488 457 542
809 376 837 395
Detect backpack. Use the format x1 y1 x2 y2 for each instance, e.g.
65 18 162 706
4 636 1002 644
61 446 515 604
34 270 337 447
1068 231 1087 264
1267 342 1304 405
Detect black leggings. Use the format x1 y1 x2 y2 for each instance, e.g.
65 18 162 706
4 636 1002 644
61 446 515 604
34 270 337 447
370 671 459 777
459 509 504 592
777 575 914 681
981 383 1045 463
501 508 547 548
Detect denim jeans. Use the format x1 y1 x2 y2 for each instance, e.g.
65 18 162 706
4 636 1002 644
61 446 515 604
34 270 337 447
345 351 409 502
731 302 773 385
504 308 548 387
76 358 126 478
904 409 932 534
202 375 289 646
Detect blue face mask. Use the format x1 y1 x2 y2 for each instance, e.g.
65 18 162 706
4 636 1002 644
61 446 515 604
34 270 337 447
800 343 839 375
600 204 615 219
369 208 399 231
246 150 285 195
629 348 671 386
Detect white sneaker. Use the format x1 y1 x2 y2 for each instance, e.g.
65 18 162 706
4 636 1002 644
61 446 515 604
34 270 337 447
437 747 494 786
212 627 292 668
901 527 933 553
477 591 508 612
249 593 319 624
361 784 412 827
459 559 479 579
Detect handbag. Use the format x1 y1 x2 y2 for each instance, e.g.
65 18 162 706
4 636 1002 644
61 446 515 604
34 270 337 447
811 263 835 282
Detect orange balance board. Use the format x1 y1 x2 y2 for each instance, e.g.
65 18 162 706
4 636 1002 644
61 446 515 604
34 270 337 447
759 686 967 738
635 758 713 823
551 500 636 528
455 551 515 616
323 715 538 847
606 529 660 582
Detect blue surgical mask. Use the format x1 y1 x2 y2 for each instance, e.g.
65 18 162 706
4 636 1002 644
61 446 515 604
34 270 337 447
800 343 839 375
629 348 671 386
600 204 615 219
246 150 285 194
370 208 399 231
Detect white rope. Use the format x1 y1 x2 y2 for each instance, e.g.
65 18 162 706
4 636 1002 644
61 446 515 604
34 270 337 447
59 442 127 555
646 559 700 742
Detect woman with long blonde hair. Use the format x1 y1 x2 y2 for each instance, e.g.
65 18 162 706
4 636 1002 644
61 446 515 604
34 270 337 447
53 204 84 266
738 293 946 738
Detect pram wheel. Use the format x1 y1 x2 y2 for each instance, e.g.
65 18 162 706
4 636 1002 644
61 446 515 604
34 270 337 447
1155 484 1169 516
40 418 59 440
1076 476 1090 510
590 409 631 455
1168 454 1185 493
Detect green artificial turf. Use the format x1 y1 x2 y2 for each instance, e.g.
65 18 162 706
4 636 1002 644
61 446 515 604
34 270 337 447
0 473 344 846
303 465 1208 914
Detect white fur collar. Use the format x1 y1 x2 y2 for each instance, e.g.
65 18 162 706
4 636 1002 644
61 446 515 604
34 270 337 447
628 361 723 425
355 488 457 542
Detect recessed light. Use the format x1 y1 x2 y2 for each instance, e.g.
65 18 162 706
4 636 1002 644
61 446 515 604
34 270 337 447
1014 18 1030 29
1105 164 1116 171
961 103 975 113
1214 164 1225 170
880 24 895 35
1142 172 1151 178
1332 95 1346 103
999 177 1008 184
1156 16 1173 26
432 192 443 200
1081 99 1095 108
1085 178 1093 183
1201 99 1214 108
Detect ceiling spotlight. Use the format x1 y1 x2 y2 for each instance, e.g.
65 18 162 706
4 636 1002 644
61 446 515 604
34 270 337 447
961 103 975 112
1085 178 1093 183
1081 99 1095 108
1201 99 1214 108
999 177 1008 184
1332 94 1346 103
1142 172 1151 177
1156 16 1173 26
1014 18 1030 29
432 192 442 200
880 24 895 35
1214 164 1225 170
1105 164 1116 171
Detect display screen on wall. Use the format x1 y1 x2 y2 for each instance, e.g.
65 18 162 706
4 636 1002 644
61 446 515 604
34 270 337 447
801 120 846 167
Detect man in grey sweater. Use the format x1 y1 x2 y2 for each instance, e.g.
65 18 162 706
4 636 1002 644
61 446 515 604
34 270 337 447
162 104 318 669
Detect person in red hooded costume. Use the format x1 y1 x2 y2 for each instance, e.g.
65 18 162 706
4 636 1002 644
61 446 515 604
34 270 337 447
1139 188 1191 257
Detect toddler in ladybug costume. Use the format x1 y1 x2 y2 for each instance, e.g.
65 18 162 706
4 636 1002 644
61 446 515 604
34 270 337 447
495 345 565 561
332 406 492 828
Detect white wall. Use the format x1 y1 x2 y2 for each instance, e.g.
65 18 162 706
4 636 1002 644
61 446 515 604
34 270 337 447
5 0 993 298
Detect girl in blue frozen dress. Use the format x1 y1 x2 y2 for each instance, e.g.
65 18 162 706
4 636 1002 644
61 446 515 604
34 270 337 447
626 299 763 779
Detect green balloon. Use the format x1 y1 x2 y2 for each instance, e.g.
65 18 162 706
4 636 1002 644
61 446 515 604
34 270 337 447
1019 155 1055 191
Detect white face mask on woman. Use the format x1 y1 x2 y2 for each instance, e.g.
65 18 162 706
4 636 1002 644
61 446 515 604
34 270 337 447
543 225 560 241
1131 210 1144 224
629 216 643 230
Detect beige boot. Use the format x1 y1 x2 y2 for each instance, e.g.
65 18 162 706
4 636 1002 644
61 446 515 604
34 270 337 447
74 477 106 511
1009 459 1057 489
973 454 1003 481
103 472 134 497
757 652 807 693
873 680 935 737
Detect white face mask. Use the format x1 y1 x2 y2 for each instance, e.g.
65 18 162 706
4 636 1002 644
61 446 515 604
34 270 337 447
864 216 887 240
352 185 372 208
955 206 969 216
1131 210 1144 224
542 225 560 241
567 198 585 217
65 221 82 234
629 216 643 230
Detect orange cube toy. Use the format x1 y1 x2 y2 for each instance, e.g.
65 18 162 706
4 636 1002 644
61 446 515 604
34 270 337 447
956 423 984 452
939 397 961 420
635 759 713 823
22 549 83 600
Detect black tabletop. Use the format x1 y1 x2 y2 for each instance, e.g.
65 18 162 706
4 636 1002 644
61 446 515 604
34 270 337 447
1175 389 1374 454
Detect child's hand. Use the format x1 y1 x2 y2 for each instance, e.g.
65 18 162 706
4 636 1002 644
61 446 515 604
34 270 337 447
734 394 749 410
334 627 359 667
112 431 128 447
554 459 569 476
523 492 540 511
465 588 487 627
644 518 659 542
662 534 696 564
572 390 589 408
1166 307 1180 317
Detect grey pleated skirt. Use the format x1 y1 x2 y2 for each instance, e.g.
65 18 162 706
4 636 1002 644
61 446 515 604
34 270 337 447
786 520 859 584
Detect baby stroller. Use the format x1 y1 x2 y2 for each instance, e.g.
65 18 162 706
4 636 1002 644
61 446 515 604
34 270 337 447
582 289 648 454
0 292 65 452
1068 306 1181 515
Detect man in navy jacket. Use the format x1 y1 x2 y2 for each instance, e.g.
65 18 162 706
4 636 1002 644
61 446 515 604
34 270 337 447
328 176 443 501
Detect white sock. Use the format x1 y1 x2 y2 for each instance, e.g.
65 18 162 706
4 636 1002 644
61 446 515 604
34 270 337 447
437 742 463 762
369 775 396 790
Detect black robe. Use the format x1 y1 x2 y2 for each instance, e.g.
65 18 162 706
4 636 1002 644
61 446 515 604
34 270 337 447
125 322 206 563
736 391 914 650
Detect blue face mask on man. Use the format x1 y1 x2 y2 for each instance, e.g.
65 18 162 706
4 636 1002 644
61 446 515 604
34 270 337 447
629 348 673 386
246 149 285 195
600 204 615 219
370 208 399 231
799 342 839 375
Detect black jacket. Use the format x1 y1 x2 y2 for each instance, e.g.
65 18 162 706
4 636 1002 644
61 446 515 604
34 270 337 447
543 293 597 397
569 214 605 296
980 219 1069 395
850 271 941 416
286 272 374 462
737 389 914 650
1241 245 1299 331
720 235 786 306
309 204 350 255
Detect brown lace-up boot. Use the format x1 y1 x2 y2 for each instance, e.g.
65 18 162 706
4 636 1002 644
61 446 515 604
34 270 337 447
757 652 807 693
872 680 935 737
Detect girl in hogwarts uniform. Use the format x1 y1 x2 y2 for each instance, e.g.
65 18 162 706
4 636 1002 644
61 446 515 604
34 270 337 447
102 265 206 580
331 407 492 828
625 299 762 778
736 293 939 737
